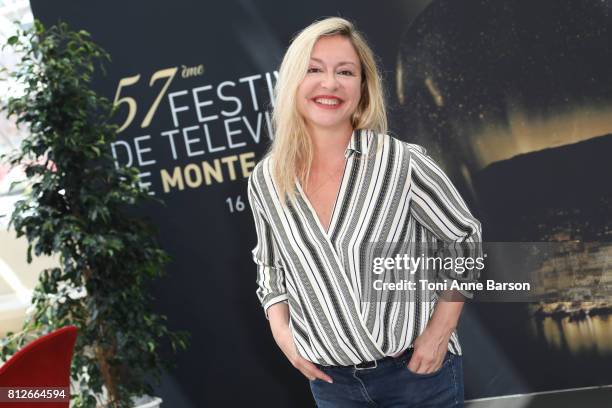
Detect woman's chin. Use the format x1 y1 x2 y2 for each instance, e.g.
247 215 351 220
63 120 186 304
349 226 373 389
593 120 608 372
305 116 351 130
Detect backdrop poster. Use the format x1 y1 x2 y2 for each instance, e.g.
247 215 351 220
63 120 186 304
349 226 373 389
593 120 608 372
29 1 612 406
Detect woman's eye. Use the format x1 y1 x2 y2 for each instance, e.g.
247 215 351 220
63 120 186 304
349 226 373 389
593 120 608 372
306 67 354 75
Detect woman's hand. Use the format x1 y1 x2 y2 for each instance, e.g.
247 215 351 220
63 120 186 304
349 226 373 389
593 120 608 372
407 325 451 374
287 346 334 384
407 293 464 374
268 302 334 383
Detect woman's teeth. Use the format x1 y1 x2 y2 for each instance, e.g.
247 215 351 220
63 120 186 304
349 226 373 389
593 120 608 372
315 98 341 105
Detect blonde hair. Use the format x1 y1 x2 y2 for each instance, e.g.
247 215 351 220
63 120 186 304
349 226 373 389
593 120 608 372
268 16 388 204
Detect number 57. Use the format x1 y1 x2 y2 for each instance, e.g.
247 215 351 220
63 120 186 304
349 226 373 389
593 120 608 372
113 67 177 133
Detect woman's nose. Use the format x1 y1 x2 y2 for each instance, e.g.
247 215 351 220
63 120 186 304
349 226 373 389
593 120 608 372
321 72 339 90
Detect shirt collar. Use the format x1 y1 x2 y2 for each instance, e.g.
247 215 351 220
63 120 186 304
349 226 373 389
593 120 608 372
344 129 371 158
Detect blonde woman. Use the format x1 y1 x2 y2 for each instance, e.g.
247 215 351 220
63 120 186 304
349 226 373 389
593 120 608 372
247 17 481 407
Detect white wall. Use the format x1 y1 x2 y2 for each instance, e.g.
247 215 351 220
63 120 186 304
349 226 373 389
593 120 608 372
0 227 60 337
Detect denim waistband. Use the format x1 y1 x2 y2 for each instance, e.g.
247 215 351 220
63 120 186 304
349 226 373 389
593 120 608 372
314 347 412 371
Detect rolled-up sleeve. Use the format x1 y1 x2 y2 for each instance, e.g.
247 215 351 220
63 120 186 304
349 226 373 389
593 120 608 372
247 174 288 318
407 145 483 299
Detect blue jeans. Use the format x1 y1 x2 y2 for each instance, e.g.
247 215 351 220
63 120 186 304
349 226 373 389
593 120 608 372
309 349 464 407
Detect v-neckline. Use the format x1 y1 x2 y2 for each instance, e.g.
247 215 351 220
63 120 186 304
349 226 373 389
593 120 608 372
295 158 348 240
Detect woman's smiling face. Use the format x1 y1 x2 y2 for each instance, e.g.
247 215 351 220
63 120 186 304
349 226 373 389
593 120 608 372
296 35 362 132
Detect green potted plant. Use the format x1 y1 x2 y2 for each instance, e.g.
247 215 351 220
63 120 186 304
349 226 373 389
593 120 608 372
0 19 189 408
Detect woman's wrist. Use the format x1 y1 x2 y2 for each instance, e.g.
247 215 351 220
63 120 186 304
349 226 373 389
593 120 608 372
423 322 454 346
276 330 299 363
427 293 464 337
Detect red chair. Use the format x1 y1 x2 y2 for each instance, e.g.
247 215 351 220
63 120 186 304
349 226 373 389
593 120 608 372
0 325 78 407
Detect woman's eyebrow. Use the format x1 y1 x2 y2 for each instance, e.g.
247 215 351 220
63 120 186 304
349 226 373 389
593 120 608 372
310 57 357 66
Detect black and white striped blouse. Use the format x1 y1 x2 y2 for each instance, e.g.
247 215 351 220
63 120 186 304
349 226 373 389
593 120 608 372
247 129 482 366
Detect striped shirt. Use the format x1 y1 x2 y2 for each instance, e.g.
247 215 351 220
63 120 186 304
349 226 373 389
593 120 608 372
247 129 482 366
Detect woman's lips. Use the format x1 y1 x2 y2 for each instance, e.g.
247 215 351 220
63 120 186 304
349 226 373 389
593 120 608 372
311 97 344 110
